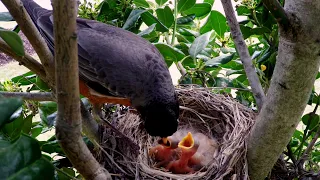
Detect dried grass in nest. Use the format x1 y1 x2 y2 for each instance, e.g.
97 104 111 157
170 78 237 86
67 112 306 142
98 86 257 180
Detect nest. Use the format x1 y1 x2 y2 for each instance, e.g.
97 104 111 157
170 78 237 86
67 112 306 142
97 86 257 180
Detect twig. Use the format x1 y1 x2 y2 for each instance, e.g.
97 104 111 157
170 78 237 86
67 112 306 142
262 0 289 30
303 126 320 157
295 98 319 157
0 39 47 84
52 0 111 179
170 0 187 77
221 0 266 110
2 0 55 87
0 91 54 101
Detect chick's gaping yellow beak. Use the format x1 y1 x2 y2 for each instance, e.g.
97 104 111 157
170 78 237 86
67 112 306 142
178 132 194 150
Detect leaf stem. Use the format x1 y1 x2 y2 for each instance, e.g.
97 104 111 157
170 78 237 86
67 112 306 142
171 0 178 45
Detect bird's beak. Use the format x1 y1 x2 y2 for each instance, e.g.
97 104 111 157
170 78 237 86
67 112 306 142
158 137 178 149
178 132 195 150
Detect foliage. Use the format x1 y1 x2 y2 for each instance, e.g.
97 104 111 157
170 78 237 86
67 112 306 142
0 0 319 179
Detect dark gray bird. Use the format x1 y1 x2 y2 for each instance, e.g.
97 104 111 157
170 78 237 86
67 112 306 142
21 0 179 137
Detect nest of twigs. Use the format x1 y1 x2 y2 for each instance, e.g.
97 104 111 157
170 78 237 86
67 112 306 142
97 86 257 179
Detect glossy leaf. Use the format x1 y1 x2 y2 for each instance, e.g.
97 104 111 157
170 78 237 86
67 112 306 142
141 11 169 32
0 30 24 56
0 97 23 127
189 31 212 59
0 12 14 21
156 6 174 28
203 0 214 5
205 53 235 67
138 23 156 37
38 102 57 127
123 9 147 30
133 0 150 8
182 3 211 18
178 28 199 37
11 71 36 86
177 14 196 24
0 134 54 179
57 167 76 180
177 0 196 13
200 10 228 37
154 43 186 65
156 0 168 6
302 113 320 130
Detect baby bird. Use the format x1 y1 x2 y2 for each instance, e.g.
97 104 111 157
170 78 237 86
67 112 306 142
148 137 179 167
165 132 199 174
188 132 219 171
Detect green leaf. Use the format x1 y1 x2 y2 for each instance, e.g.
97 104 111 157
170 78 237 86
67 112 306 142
236 5 251 16
141 11 169 32
38 102 57 127
21 115 33 134
189 31 212 59
154 43 186 65
156 6 174 28
138 23 157 37
177 0 196 12
302 113 320 130
182 3 211 18
31 125 43 138
0 134 54 179
57 167 76 180
205 53 235 67
0 30 24 56
123 9 147 30
133 0 150 8
3 115 25 139
177 14 196 24
0 97 23 127
200 10 229 37
11 71 37 86
178 28 199 37
0 12 14 21
203 0 214 5
156 0 168 6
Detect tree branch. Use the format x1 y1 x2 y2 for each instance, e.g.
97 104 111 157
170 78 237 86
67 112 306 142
53 0 111 179
2 0 55 86
248 1 320 179
221 0 266 110
0 91 54 101
262 0 290 30
0 39 47 84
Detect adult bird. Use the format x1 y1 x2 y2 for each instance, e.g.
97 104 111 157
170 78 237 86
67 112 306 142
20 0 179 137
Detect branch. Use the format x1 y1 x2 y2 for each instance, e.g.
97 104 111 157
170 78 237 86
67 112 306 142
0 39 48 84
221 0 266 110
262 0 289 30
303 126 320 157
53 0 111 179
2 0 55 85
0 92 54 101
247 1 320 179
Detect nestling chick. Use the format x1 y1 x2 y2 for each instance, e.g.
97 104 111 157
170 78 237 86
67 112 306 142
148 137 179 167
188 132 219 171
165 132 199 174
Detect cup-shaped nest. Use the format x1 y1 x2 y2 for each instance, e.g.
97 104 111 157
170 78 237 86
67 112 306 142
98 86 256 180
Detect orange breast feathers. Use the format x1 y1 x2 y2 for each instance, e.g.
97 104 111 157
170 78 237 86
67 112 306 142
79 80 131 106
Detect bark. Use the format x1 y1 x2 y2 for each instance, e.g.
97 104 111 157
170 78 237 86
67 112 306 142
2 0 54 87
247 1 320 179
53 0 111 179
221 0 266 110
0 92 53 101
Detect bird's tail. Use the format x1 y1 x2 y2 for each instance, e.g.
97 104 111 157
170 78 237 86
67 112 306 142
20 0 51 31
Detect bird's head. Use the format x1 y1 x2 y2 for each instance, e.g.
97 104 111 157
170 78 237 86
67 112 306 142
137 95 179 138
